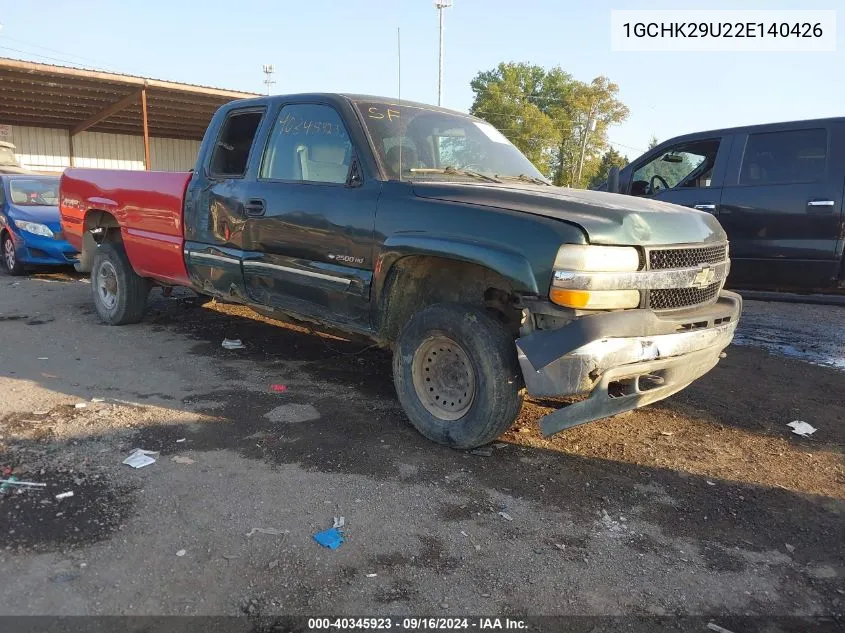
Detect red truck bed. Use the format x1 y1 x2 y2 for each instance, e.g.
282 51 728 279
60 169 193 286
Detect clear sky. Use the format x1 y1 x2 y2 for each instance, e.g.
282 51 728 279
1 0 841 160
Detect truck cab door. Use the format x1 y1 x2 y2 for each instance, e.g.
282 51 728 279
183 107 267 301
718 123 844 288
239 101 380 332
626 134 732 218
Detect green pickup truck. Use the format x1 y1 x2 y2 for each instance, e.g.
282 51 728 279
60 94 742 449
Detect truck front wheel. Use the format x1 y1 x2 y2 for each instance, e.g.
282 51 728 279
393 303 524 449
90 242 151 325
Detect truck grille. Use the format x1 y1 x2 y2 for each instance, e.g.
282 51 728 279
649 244 727 270
650 282 721 310
644 242 728 311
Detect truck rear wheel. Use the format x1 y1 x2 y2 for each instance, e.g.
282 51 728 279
90 242 151 325
393 303 523 449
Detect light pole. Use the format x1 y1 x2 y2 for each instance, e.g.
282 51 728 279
262 64 275 96
434 0 452 106
576 113 597 186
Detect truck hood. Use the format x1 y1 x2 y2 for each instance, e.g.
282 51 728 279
412 181 727 246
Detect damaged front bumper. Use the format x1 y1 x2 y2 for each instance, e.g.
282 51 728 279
515 291 742 436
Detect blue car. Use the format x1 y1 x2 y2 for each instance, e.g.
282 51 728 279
1 175 79 275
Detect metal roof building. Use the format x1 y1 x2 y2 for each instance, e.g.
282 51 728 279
0 57 257 173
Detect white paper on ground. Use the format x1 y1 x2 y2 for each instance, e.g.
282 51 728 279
787 421 817 437
123 448 159 469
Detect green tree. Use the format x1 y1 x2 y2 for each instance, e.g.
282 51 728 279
588 147 628 188
469 62 560 174
647 135 660 150
469 63 630 187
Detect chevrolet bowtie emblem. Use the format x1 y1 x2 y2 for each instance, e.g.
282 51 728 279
691 265 716 289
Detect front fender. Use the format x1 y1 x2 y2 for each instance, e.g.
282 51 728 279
374 234 540 306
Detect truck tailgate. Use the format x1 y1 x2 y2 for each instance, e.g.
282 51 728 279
60 169 192 285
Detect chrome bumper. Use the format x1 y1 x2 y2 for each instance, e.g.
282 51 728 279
516 291 742 436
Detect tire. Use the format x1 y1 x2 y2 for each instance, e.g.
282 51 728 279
393 303 524 449
2 232 26 276
90 241 151 325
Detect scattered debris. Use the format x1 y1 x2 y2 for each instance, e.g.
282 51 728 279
55 491 74 500
787 421 817 437
246 527 288 537
659 431 674 436
554 543 566 551
171 456 195 465
91 397 105 403
470 447 492 457
176 549 186 557
493 443 508 449
270 384 288 393
264 403 320 423
176 438 186 443
707 623 737 633
498 512 513 521
122 448 158 469
785 544 795 554
366 573 377 578
37 357 48 360
333 516 345 529
0 478 46 489
222 338 245 350
33 410 49 415
313 527 344 549
74 403 87 409
706 481 716 486
268 559 280 570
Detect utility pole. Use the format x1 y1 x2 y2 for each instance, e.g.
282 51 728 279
576 110 597 186
262 64 275 96
434 0 452 106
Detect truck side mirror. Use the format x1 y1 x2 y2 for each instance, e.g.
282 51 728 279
607 166 620 194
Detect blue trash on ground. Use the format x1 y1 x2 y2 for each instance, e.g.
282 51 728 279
313 527 344 549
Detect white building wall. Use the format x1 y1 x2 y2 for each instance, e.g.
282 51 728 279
3 125 200 173
72 131 146 170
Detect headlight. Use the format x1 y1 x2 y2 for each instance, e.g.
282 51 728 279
14 220 54 238
550 244 641 309
553 244 639 272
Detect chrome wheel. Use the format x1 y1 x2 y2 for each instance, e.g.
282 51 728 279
411 335 476 421
96 260 118 311
3 237 15 270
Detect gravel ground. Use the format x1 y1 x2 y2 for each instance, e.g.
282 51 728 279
0 272 842 625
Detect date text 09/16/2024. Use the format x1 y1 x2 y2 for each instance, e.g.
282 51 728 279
306 617 528 630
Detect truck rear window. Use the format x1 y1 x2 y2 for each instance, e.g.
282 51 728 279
739 128 827 185
209 110 264 177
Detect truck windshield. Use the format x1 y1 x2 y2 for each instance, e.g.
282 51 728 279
9 178 60 206
354 100 548 183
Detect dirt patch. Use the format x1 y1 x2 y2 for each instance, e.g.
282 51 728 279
0 466 135 552
508 394 844 499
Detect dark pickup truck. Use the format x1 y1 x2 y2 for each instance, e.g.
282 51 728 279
60 93 741 449
599 117 845 290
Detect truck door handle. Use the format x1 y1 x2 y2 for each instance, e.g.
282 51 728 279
693 203 717 212
244 199 266 217
807 199 835 213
